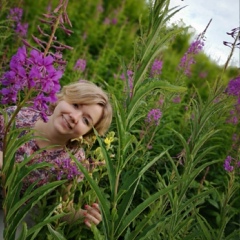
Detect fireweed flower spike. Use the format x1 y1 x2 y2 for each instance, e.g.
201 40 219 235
223 155 240 172
151 59 163 77
178 19 212 76
73 59 87 72
23 0 73 69
226 76 240 98
0 0 74 121
222 27 240 70
226 75 240 124
15 22 28 38
178 37 204 76
224 156 234 172
127 70 134 97
0 46 62 121
146 108 162 126
120 69 134 98
8 7 28 38
8 8 23 23
223 27 240 48
172 95 181 103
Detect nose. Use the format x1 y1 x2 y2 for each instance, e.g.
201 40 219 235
69 110 81 123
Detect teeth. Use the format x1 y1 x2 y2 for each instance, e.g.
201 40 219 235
63 115 72 129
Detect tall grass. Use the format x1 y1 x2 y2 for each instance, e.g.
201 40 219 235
0 0 239 239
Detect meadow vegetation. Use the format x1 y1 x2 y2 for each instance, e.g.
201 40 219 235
0 0 239 239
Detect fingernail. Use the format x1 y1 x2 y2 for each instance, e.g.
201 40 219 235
84 205 89 209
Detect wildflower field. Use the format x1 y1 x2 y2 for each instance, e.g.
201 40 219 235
0 0 240 239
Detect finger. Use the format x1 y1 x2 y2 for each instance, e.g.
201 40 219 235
84 219 92 228
84 205 102 220
85 212 101 225
92 203 100 212
78 209 87 218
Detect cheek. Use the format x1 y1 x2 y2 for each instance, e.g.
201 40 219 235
75 123 91 136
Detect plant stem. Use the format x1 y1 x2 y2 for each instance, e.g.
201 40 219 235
217 173 235 239
44 1 66 56
1 88 33 227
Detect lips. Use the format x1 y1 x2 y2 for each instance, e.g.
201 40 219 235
62 115 73 129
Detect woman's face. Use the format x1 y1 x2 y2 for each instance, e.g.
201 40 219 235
51 100 103 140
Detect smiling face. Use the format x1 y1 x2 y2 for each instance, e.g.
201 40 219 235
50 100 103 141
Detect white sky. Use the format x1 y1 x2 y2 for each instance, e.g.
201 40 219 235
168 0 240 67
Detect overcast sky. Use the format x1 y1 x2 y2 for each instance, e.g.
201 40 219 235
168 0 240 67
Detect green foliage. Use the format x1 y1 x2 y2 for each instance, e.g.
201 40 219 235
0 0 240 239
0 114 67 239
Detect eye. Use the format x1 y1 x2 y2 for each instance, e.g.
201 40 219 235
82 117 89 126
73 103 79 109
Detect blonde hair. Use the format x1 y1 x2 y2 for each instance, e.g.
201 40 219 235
50 80 112 139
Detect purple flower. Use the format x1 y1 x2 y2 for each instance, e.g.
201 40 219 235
73 59 86 72
8 8 23 23
159 96 164 106
224 156 234 172
226 76 240 96
0 46 62 121
0 88 18 104
232 133 238 142
8 8 28 38
178 38 204 76
127 70 134 92
15 22 28 37
121 70 134 97
172 95 181 103
103 17 111 25
54 158 82 180
226 76 240 120
97 4 104 13
199 71 208 78
10 45 28 67
111 18 118 25
223 154 240 173
151 59 163 77
35 157 83 181
146 108 162 126
29 49 55 73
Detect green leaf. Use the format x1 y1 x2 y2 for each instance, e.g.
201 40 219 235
115 178 140 234
5 181 65 239
127 80 186 129
111 94 127 170
16 222 28 240
94 129 116 200
70 152 111 236
115 182 178 238
27 213 66 239
134 221 163 240
195 213 215 240
47 224 67 240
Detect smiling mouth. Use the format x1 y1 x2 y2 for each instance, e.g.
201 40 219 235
63 115 73 130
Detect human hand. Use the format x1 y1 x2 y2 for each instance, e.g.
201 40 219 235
83 203 102 228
